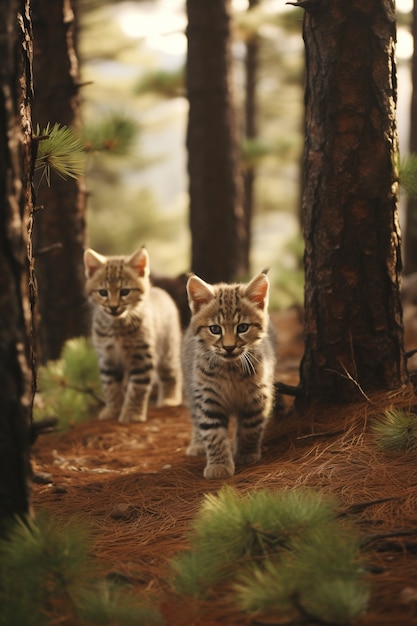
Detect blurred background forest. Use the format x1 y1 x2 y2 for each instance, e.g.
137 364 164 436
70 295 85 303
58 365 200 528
76 0 411 309
81 0 303 305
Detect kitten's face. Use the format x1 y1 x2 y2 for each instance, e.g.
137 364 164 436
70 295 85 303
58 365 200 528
84 248 149 318
187 274 269 365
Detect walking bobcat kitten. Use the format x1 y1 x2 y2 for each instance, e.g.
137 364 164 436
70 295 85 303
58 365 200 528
182 272 276 479
84 247 182 423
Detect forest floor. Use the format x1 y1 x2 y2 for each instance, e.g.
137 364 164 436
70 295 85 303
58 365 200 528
31 306 417 626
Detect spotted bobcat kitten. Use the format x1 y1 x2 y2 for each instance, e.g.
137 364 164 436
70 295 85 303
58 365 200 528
84 247 182 423
182 272 276 479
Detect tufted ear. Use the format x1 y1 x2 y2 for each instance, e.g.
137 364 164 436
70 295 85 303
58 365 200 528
128 247 149 278
84 248 106 278
186 274 215 314
244 272 269 310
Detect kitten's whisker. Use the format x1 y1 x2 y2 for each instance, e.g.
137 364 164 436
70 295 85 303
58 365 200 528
241 351 256 376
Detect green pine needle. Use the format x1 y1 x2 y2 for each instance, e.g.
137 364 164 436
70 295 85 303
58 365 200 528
170 487 369 624
35 123 86 184
0 514 92 626
241 138 271 167
83 112 138 155
34 337 102 428
301 578 370 626
77 582 165 625
0 514 165 626
134 68 184 98
372 408 417 451
399 153 417 198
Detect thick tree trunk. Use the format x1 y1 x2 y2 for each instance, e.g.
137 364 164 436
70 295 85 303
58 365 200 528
32 0 87 362
298 0 407 405
0 0 35 531
186 0 247 283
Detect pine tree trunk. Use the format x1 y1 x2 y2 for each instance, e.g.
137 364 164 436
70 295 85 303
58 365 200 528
0 0 35 531
32 0 87 362
404 1 417 275
186 0 247 283
297 0 407 405
243 0 260 275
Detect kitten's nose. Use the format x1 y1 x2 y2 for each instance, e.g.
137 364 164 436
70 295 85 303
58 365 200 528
224 345 236 354
109 306 119 315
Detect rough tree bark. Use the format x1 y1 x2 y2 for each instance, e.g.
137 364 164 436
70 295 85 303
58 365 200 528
0 0 35 531
186 0 247 283
243 0 260 274
32 0 87 362
297 0 407 405
404 1 417 275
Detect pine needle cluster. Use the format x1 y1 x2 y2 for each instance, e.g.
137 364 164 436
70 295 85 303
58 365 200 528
372 408 417 452
399 153 417 198
35 123 86 185
0 514 164 626
134 68 185 98
82 112 138 155
34 337 102 429
170 486 369 625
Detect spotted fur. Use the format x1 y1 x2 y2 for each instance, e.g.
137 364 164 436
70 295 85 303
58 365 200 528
84 247 182 423
182 272 276 478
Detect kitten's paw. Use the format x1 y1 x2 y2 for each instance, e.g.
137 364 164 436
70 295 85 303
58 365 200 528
99 407 120 421
186 444 206 456
160 395 182 407
118 412 147 424
204 462 235 479
235 452 261 466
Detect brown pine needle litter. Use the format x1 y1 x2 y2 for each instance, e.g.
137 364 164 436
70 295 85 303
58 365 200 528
31 307 417 625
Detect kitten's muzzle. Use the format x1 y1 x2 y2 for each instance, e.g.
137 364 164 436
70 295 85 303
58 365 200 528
223 345 240 360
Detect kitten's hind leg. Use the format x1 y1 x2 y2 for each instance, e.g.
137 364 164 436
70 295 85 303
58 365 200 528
119 373 152 424
98 364 124 421
157 366 182 407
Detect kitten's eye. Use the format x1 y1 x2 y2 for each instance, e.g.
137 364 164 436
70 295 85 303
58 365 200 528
120 288 130 297
237 323 249 334
209 324 222 335
98 289 108 297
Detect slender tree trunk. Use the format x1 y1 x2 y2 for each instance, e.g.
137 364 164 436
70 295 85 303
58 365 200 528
297 0 407 405
404 1 417 275
32 0 87 362
0 0 35 531
186 0 247 283
243 0 260 275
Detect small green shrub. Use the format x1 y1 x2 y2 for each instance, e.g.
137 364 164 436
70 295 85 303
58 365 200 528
170 486 369 625
372 408 417 452
34 337 102 429
0 514 164 626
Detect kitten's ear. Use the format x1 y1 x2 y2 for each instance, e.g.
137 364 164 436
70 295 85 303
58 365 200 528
84 249 106 278
128 247 150 278
244 272 269 310
187 274 215 314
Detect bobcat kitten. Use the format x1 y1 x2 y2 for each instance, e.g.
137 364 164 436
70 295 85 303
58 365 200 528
84 247 182 423
182 272 276 479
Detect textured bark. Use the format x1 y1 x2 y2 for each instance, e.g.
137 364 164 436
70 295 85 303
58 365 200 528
404 1 417 275
32 0 87 362
298 0 407 404
242 0 260 275
186 0 247 283
0 0 35 530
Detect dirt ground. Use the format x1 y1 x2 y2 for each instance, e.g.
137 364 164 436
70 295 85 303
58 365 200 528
31 307 417 625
